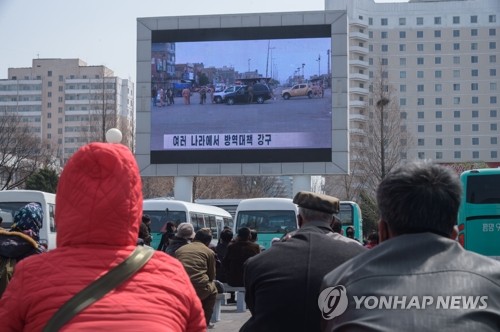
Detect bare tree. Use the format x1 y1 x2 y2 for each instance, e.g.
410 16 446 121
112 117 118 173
142 176 174 199
0 110 55 190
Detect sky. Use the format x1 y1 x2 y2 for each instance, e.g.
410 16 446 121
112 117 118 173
0 0 407 81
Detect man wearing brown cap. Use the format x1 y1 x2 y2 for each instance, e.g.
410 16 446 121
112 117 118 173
240 191 366 332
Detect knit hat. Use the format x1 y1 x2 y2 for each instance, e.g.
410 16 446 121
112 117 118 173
12 202 43 240
176 222 194 240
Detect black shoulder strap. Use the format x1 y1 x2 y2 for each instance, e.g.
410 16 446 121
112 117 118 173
43 246 155 332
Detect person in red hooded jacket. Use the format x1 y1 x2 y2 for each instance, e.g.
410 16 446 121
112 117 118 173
0 141 206 331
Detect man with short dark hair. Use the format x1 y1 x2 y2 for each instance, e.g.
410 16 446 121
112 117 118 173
321 161 500 331
176 228 218 328
222 227 260 287
241 192 366 332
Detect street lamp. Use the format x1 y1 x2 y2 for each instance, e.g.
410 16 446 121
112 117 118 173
316 54 321 76
377 97 390 179
248 58 251 72
302 63 305 77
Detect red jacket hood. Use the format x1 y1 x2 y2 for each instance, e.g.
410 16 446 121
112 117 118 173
55 143 142 248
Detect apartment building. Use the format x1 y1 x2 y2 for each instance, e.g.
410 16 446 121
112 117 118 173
0 58 134 164
326 0 499 164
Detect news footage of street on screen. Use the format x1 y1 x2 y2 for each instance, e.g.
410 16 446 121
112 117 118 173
149 25 334 164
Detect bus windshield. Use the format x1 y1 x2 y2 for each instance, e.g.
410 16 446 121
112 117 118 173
144 210 187 233
236 210 297 234
466 174 500 204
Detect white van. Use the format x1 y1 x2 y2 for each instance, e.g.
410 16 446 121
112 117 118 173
0 190 56 250
142 199 234 249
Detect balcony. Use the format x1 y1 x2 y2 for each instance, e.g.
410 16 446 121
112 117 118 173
349 31 369 42
350 87 369 95
349 128 367 136
350 46 369 54
349 18 368 28
349 73 369 82
349 114 368 122
349 100 366 108
349 59 369 68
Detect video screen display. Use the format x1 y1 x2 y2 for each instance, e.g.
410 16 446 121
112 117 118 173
150 25 332 164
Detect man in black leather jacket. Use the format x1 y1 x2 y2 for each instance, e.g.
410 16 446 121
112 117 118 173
321 161 500 332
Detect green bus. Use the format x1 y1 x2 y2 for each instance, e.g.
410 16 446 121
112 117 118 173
335 201 363 243
458 168 500 257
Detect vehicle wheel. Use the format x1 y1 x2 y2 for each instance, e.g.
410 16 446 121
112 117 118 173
283 93 290 100
226 98 234 105
307 91 313 99
215 96 222 104
256 96 265 104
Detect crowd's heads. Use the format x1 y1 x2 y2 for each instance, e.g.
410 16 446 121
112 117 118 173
237 227 252 240
194 228 213 245
293 191 340 225
331 216 343 234
11 202 43 240
376 160 461 237
166 222 176 233
176 222 195 240
142 214 151 224
220 228 234 244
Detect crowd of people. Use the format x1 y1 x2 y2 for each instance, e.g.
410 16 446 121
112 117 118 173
1 138 499 331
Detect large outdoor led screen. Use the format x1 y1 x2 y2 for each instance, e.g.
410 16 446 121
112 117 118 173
150 25 332 164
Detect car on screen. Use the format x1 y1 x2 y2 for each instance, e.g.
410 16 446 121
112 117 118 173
212 85 245 104
281 83 313 100
223 83 272 105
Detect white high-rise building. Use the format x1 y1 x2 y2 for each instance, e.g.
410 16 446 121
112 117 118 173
327 0 500 165
0 58 134 164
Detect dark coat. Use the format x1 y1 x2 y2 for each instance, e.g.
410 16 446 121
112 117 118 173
240 221 367 332
222 239 260 287
321 233 500 331
165 237 189 256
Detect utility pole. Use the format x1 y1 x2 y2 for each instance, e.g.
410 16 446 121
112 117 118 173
377 97 390 179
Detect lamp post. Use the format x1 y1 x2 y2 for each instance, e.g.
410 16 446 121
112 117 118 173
316 54 321 76
248 58 251 72
302 63 305 77
377 97 390 179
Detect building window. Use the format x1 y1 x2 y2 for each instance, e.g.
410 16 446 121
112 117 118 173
48 81 52 87
417 98 424 105
418 152 425 159
491 55 497 63
454 124 461 132
492 137 498 144
491 124 498 131
434 30 441 37
492 151 498 159
399 17 406 25
454 138 461 145
434 17 441 25
48 112 52 119
418 111 424 119
381 31 388 39
491 96 498 104
400 71 406 78
453 43 460 50
471 42 478 50
436 124 442 132
452 56 460 64
454 111 460 118
417 71 424 78
417 44 424 51
471 29 478 36
417 57 424 65
454 151 461 159
399 31 406 38
435 56 441 64
453 30 460 37
399 44 406 51
48 92 52 97
435 70 442 78
471 56 479 63
48 71 52 77
436 138 442 146
473 151 479 159
453 70 460 78
435 84 442 92
435 44 441 51
400 84 406 92
453 16 460 24
417 84 424 92
418 138 425 146
400 98 406 106
436 152 443 160
381 18 388 26
472 124 479 131
436 111 442 119
471 69 478 77
418 125 424 133
491 110 498 117
417 17 423 25
453 84 460 91
381 58 388 65
369 17 373 25
489 15 496 23
47 123 52 129
472 96 479 104
417 31 423 38
490 28 497 36
400 58 406 66
471 83 478 90
47 102 52 108
470 15 478 23
472 110 479 118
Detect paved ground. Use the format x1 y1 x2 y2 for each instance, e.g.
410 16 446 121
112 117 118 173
210 303 251 332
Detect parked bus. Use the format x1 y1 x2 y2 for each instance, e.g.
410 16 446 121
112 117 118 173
335 201 363 243
0 190 56 250
142 199 234 249
195 198 242 219
457 168 500 257
234 198 298 250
